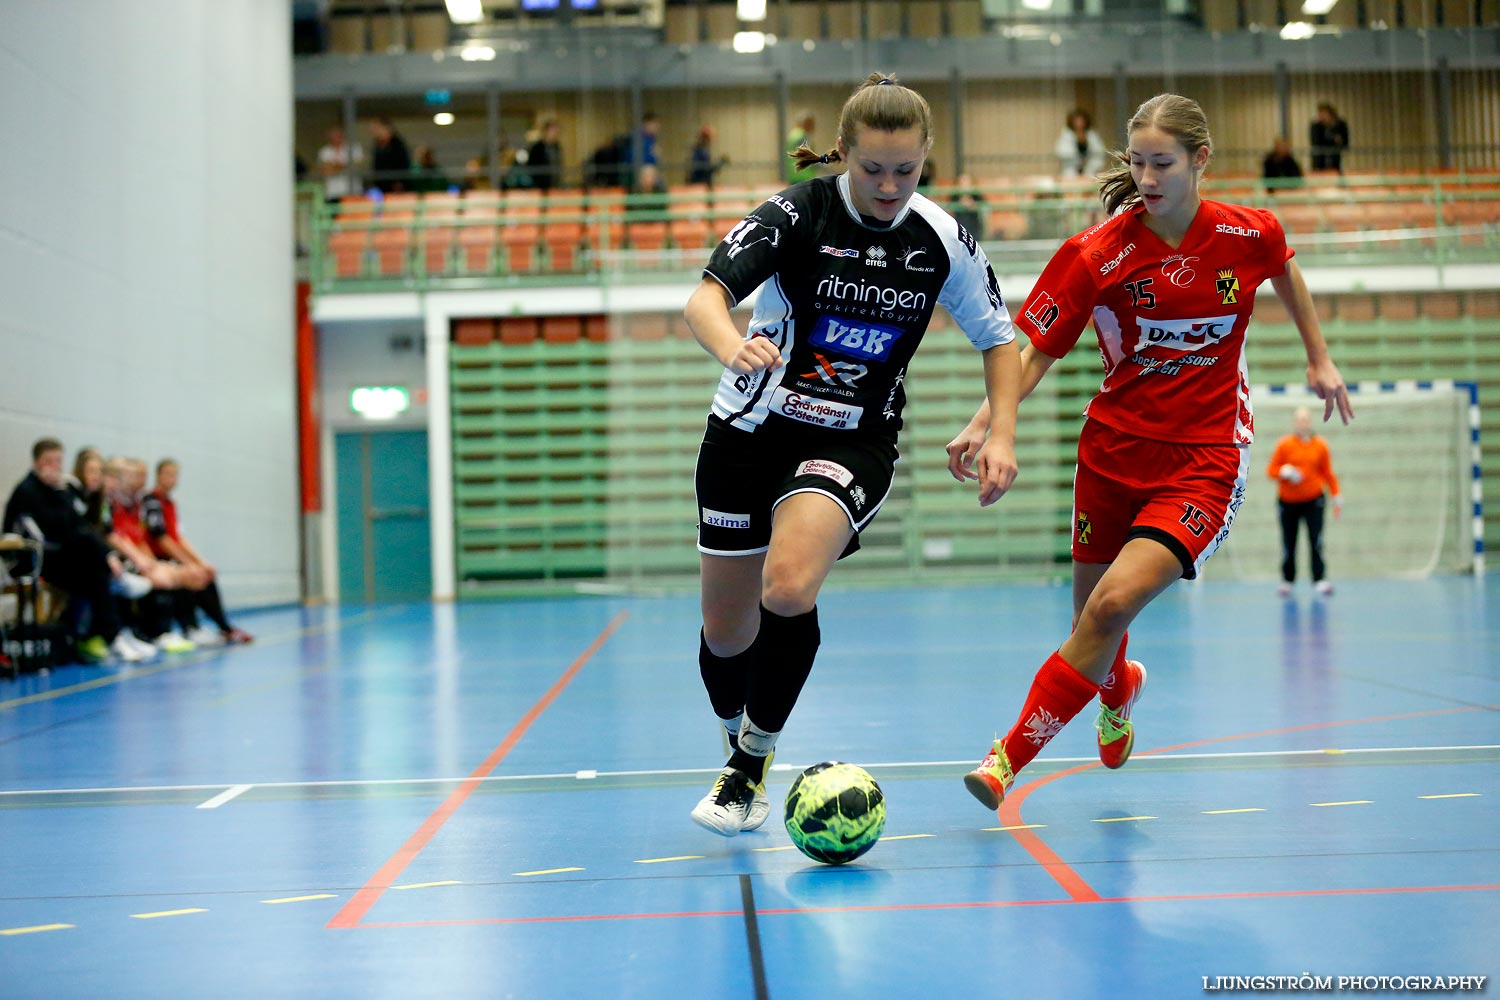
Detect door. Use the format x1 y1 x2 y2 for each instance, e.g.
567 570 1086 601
335 429 432 602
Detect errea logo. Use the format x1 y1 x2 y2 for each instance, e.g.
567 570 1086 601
865 246 887 268
1215 223 1260 238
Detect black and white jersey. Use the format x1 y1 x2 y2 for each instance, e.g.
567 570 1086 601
703 172 1014 436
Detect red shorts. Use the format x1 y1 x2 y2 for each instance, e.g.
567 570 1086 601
1071 419 1250 580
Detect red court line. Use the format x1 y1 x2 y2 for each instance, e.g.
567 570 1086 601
996 761 1106 902
354 883 1499 928
326 610 630 930
990 703 1495 904
1138 704 1497 757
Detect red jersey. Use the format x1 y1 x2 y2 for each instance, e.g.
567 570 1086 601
111 500 149 549
143 489 180 559
1019 199 1292 445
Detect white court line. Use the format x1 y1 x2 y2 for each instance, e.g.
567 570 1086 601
2 744 1495 799
196 784 253 809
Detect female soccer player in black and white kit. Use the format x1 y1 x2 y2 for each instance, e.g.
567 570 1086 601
685 73 1023 835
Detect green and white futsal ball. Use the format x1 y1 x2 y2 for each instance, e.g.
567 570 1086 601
783 761 886 865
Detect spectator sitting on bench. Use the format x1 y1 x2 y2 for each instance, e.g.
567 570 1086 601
104 457 202 654
4 439 153 664
145 458 252 645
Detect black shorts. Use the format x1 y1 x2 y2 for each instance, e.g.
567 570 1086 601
694 415 898 557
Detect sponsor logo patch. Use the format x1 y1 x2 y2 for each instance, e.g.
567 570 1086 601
810 316 904 362
900 248 934 273
766 194 800 223
723 217 780 259
796 459 855 487
701 508 750 529
957 224 978 256
814 274 929 315
770 387 863 429
1099 243 1136 275
1025 292 1060 334
865 245 887 268
1161 254 1199 287
1216 268 1240 305
1215 222 1260 238
820 245 859 258
1132 314 1238 353
801 352 868 388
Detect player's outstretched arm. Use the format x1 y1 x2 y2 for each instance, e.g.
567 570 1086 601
975 340 1021 507
1270 260 1354 425
685 278 784 373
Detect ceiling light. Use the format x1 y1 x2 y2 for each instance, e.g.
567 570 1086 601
445 0 484 23
1022 0 1054 9
1301 0 1338 14
732 31 765 53
1280 21 1316 39
433 112 455 126
737 0 766 20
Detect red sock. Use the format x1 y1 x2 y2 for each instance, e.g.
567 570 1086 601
1000 651 1100 773
1099 630 1129 710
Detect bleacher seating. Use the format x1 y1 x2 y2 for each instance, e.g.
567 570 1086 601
316 172 1500 287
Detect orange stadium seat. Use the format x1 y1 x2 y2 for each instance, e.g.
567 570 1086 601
583 314 610 342
370 227 411 276
500 224 542 273
543 222 585 272
421 226 455 275
452 318 495 345
457 224 498 274
542 316 582 343
498 317 539 344
626 221 669 253
584 219 624 254
326 229 367 278
669 217 713 252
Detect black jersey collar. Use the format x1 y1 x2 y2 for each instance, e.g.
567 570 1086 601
836 171 912 231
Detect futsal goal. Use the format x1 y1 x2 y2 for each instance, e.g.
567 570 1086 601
1216 380 1482 581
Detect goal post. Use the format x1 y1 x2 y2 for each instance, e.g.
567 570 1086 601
1216 380 1482 581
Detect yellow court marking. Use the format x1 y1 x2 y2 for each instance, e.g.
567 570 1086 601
261 894 338 904
1419 793 1480 799
130 909 207 919
514 868 585 877
1 923 74 936
392 881 461 890
1093 816 1156 823
984 824 1047 832
1203 808 1267 815
752 845 798 853
1311 800 1373 807
1321 748 1346 754
880 834 934 841
634 856 704 864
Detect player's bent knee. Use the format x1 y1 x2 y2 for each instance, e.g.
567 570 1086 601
760 576 819 618
1080 585 1146 635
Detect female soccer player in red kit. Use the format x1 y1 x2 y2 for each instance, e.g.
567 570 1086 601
946 93 1355 810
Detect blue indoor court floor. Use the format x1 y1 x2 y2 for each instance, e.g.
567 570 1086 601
1 577 1496 999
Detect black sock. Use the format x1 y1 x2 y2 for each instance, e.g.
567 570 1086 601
699 630 752 719
726 604 819 774
197 581 232 632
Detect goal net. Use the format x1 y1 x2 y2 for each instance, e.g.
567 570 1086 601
1215 381 1482 581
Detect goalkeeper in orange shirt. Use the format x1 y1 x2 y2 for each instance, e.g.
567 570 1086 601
1267 406 1342 596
